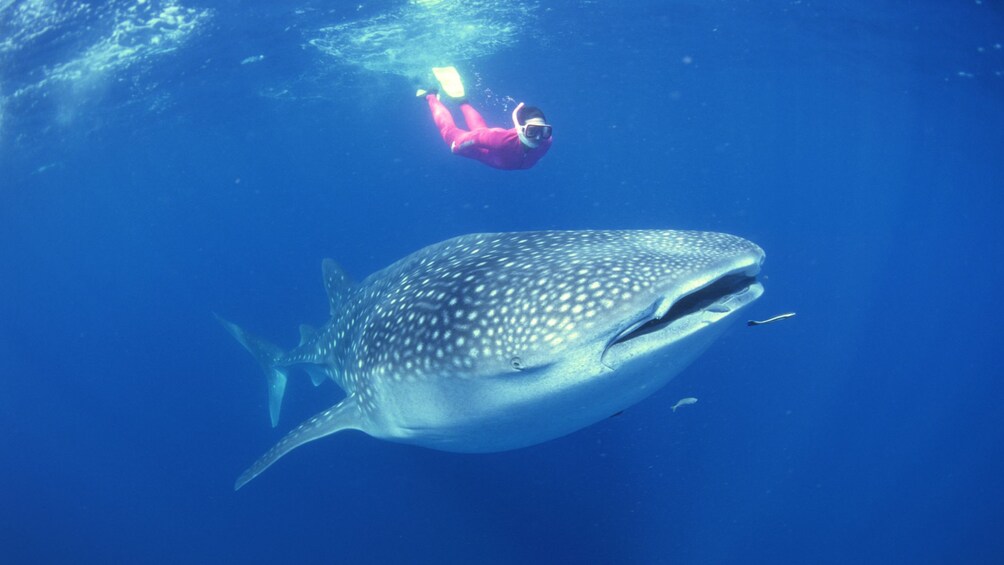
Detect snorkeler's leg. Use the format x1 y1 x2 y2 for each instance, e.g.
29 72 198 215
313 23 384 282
427 94 465 147
460 103 488 130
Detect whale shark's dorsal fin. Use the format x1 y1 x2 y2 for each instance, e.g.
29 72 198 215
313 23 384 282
322 259 354 316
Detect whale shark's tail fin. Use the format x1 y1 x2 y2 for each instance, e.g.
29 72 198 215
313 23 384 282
215 314 289 428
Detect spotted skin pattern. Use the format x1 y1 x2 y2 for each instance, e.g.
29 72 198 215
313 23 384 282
225 230 764 489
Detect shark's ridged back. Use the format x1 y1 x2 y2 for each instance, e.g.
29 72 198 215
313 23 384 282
342 230 761 386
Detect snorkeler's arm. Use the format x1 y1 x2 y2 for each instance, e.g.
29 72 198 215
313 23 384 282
452 139 488 157
453 128 512 153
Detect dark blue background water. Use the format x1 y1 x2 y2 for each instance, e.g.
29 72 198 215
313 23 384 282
2 1 1003 562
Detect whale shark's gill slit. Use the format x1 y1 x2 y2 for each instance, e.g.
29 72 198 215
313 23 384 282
611 273 758 345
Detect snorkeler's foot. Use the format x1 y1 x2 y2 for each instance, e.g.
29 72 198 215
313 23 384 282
432 66 465 99
416 87 438 98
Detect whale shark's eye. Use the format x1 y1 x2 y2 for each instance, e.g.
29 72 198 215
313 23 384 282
510 356 525 371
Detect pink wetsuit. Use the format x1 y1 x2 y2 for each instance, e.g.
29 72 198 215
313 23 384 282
426 94 552 170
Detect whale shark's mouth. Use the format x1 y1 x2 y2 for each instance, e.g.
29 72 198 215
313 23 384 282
608 268 761 350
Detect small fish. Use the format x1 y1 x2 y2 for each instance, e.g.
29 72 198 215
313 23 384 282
747 312 796 326
671 397 698 412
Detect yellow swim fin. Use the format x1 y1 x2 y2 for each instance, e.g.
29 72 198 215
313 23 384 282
432 66 465 99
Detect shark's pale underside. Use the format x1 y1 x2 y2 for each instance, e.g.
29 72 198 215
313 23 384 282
219 230 765 490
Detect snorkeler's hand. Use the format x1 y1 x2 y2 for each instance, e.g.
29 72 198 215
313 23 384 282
452 140 474 153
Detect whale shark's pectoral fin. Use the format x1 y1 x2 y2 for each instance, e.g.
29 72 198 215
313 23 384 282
234 395 363 491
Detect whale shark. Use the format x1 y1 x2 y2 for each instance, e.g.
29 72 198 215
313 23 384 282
219 230 765 490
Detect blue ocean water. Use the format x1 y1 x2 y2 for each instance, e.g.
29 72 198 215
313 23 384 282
2 0 1003 562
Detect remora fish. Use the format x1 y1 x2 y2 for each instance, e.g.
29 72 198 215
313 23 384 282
672 397 699 412
219 230 765 489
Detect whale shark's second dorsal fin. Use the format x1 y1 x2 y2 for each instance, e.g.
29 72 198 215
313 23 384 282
298 324 318 346
322 259 355 316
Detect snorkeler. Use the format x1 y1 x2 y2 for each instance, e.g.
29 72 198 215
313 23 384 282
417 66 552 170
